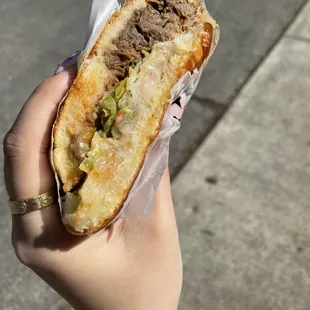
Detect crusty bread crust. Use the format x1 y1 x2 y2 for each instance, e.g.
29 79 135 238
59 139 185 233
52 0 219 234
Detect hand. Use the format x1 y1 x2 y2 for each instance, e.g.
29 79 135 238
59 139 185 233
3 65 182 310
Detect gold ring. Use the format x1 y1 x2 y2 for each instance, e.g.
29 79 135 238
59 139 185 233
9 189 57 215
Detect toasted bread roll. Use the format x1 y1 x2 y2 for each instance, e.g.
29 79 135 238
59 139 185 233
52 0 219 234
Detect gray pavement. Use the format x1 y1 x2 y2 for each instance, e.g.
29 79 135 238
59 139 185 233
170 0 307 176
1 0 309 309
173 3 310 309
195 0 306 104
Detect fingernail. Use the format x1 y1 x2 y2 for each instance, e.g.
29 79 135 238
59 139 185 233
54 51 81 75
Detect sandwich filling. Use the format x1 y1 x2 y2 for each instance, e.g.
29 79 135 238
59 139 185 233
63 0 206 192
104 0 202 89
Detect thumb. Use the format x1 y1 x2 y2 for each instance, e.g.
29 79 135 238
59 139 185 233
4 66 77 200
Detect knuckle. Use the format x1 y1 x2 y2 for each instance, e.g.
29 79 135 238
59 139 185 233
11 230 46 269
32 77 53 97
3 131 24 157
12 240 33 267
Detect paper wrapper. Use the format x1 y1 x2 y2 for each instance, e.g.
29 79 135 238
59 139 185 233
51 0 220 233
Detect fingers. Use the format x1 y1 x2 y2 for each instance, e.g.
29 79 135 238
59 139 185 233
149 169 178 228
4 66 76 200
5 66 79 260
6 66 77 155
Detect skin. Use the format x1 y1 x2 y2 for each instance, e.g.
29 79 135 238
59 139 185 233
3 66 182 310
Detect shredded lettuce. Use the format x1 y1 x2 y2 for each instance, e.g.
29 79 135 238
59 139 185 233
142 50 149 57
115 78 127 102
104 115 116 135
99 96 117 135
97 130 107 139
103 96 117 115
79 133 102 173
101 108 110 118
111 127 119 139
98 76 134 138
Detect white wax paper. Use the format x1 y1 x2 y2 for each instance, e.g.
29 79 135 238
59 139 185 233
52 0 219 232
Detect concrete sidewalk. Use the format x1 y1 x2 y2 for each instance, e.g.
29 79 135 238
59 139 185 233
173 2 310 309
170 0 306 176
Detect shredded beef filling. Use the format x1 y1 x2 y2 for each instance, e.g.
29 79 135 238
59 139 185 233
104 0 200 87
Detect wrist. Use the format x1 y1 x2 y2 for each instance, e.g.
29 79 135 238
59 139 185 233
31 258 181 310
